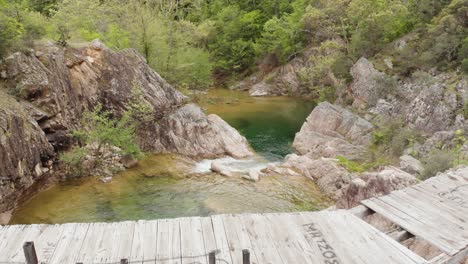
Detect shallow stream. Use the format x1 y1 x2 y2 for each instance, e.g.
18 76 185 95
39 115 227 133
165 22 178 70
10 89 329 224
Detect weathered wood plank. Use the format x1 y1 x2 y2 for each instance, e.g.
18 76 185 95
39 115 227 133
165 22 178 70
51 223 90 264
263 213 318 264
210 215 233 264
240 214 285 264
200 216 217 261
142 220 158 263
76 222 107 263
40 224 75 264
110 221 135 262
362 197 458 255
156 218 181 264
130 220 146 263
92 222 118 263
299 211 363 264
180 217 207 264
222 214 260 264
380 194 468 248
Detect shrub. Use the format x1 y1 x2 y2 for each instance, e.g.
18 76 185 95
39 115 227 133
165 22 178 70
421 149 457 179
76 103 143 159
59 147 89 177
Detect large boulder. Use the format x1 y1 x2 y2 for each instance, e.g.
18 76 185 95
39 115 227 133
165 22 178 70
349 58 390 109
293 102 374 160
280 154 352 199
0 91 55 212
399 155 424 175
138 104 253 158
337 166 418 209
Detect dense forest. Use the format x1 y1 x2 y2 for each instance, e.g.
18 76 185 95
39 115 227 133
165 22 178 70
1 0 467 91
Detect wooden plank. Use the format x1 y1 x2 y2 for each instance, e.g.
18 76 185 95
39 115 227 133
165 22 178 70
33 224 65 263
222 214 260 264
406 185 468 221
391 190 468 234
110 221 135 262
180 217 207 264
0 225 30 261
264 213 321 264
50 223 90 264
76 222 107 263
335 211 426 264
38 224 75 264
130 220 145 263
92 222 119 263
299 212 364 264
362 197 458 255
210 215 233 263
380 194 468 248
142 220 158 263
200 217 218 261
240 214 285 264
9 224 46 262
156 218 181 264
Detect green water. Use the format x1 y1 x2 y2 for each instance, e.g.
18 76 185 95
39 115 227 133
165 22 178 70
200 89 315 160
10 90 325 224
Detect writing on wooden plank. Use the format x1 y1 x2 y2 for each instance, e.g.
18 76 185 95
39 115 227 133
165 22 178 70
438 184 468 208
303 223 340 264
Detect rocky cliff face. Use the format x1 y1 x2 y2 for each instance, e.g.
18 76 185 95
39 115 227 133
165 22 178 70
1 40 252 158
0 40 252 214
0 91 55 212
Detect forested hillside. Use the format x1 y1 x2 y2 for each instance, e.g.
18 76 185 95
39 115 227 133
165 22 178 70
1 0 467 92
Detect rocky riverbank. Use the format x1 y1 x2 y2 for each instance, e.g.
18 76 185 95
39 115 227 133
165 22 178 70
259 56 467 208
0 40 252 216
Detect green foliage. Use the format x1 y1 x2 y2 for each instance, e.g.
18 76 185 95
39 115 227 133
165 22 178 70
371 119 423 160
420 149 457 179
459 37 468 74
59 147 89 177
76 104 142 159
348 0 412 58
0 0 51 57
337 156 367 173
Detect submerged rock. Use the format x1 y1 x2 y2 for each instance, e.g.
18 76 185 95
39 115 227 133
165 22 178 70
211 160 234 177
242 169 261 182
293 102 374 160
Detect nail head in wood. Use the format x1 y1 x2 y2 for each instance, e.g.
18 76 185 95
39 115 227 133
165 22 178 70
209 250 216 264
23 241 38 264
242 249 250 264
120 259 129 264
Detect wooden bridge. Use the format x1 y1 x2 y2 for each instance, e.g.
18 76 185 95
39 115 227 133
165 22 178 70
0 167 466 264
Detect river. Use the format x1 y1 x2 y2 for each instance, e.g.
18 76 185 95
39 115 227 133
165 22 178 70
10 89 331 224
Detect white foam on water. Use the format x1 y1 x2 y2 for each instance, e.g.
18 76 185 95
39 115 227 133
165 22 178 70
192 156 278 174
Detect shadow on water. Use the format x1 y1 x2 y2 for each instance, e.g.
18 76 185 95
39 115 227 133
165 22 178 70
10 89 328 225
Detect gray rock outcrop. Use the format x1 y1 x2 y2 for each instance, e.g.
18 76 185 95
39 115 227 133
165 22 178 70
282 154 352 199
0 91 55 212
399 155 424 175
337 166 418 209
293 102 374 160
349 58 390 109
